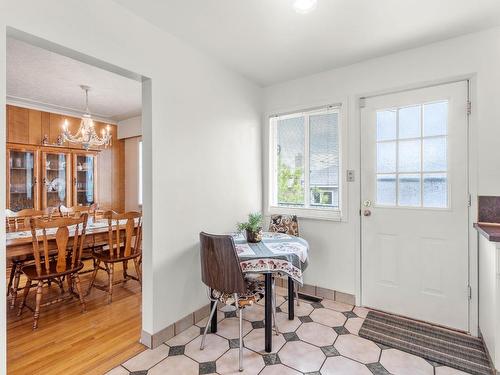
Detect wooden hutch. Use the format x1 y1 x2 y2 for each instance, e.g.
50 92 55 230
6 105 124 212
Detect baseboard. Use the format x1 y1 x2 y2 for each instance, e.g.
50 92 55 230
141 281 355 349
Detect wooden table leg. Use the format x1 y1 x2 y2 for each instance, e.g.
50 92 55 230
288 276 295 320
265 273 272 353
210 292 218 333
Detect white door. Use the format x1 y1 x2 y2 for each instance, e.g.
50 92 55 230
361 81 469 331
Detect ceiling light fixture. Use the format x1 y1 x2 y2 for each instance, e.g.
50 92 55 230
62 85 112 150
293 0 317 14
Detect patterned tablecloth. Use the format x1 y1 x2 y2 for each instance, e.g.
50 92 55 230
231 232 309 285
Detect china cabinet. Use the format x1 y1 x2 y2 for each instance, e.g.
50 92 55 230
72 152 98 206
41 149 72 209
7 145 39 211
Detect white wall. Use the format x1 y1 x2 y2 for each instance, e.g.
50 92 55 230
124 136 141 212
2 0 262 364
118 115 142 139
264 27 500 299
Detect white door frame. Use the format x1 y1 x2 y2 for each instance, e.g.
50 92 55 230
355 75 478 336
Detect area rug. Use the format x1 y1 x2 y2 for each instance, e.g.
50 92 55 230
358 310 494 375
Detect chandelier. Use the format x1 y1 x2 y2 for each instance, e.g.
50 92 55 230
62 85 112 150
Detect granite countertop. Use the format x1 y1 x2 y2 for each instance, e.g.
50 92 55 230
474 223 500 242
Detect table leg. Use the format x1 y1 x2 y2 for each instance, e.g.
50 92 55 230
288 276 295 320
265 273 272 353
210 291 218 334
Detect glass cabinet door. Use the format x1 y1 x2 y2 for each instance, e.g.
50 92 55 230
8 149 37 211
74 154 96 206
43 152 69 209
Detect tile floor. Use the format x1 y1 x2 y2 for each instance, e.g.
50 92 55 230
107 288 471 375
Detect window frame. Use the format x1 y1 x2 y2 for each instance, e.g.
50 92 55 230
266 103 347 221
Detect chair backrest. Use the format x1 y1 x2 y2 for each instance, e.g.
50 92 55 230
268 214 300 236
59 203 97 221
6 208 52 232
30 214 88 277
104 211 142 258
199 232 246 295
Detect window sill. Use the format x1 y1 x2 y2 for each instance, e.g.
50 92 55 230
267 206 343 222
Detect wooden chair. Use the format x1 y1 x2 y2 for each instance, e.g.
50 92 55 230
86 211 142 303
6 208 53 309
17 214 89 329
59 203 97 220
268 214 301 306
199 232 279 372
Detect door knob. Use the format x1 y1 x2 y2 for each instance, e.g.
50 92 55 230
363 209 372 217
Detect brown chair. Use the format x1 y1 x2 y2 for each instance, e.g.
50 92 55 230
268 214 301 306
86 211 142 303
6 208 53 309
17 214 89 329
59 203 97 221
199 232 279 372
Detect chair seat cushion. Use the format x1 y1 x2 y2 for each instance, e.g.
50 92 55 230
21 260 84 280
92 247 141 262
212 277 265 307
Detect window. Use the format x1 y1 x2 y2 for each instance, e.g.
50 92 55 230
138 140 142 206
268 105 342 219
376 101 448 208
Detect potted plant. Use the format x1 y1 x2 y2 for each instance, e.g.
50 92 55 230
237 212 263 243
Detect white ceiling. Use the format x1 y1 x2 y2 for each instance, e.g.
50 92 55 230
7 38 142 122
114 0 500 86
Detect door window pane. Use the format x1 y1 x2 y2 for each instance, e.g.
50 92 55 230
399 105 421 139
423 137 447 172
398 174 421 206
377 142 396 173
398 139 421 172
423 173 448 208
277 116 305 206
424 101 447 136
377 110 396 141
377 174 396 205
309 113 339 208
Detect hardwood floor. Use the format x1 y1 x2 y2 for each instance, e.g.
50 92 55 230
7 261 144 375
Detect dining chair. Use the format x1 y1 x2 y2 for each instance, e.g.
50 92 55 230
17 214 89 329
6 208 53 309
268 214 301 306
59 203 98 221
86 211 142 303
199 232 279 372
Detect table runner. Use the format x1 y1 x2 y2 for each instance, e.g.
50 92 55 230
232 231 309 285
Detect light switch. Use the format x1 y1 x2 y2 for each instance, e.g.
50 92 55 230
346 169 355 182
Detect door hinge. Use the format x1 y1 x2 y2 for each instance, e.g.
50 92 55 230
468 285 472 300
466 101 472 115
359 97 366 109
468 194 472 207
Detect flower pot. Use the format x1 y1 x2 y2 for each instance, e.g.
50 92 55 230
246 228 262 243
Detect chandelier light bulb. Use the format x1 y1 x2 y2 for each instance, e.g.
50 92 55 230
293 0 317 14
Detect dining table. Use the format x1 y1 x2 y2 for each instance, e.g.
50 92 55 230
210 231 310 353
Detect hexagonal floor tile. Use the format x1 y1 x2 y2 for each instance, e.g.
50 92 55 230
280 300 314 316
274 312 302 333
260 364 301 375
122 344 170 372
380 348 433 375
244 328 286 353
195 310 225 328
321 299 354 312
148 355 198 375
216 348 265 375
296 322 337 347
105 366 129 375
334 334 380 364
242 304 265 322
435 366 472 375
216 317 253 339
310 308 347 327
344 317 364 335
279 341 326 373
166 325 200 346
353 306 370 318
321 356 372 375
184 333 229 363
256 295 286 308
